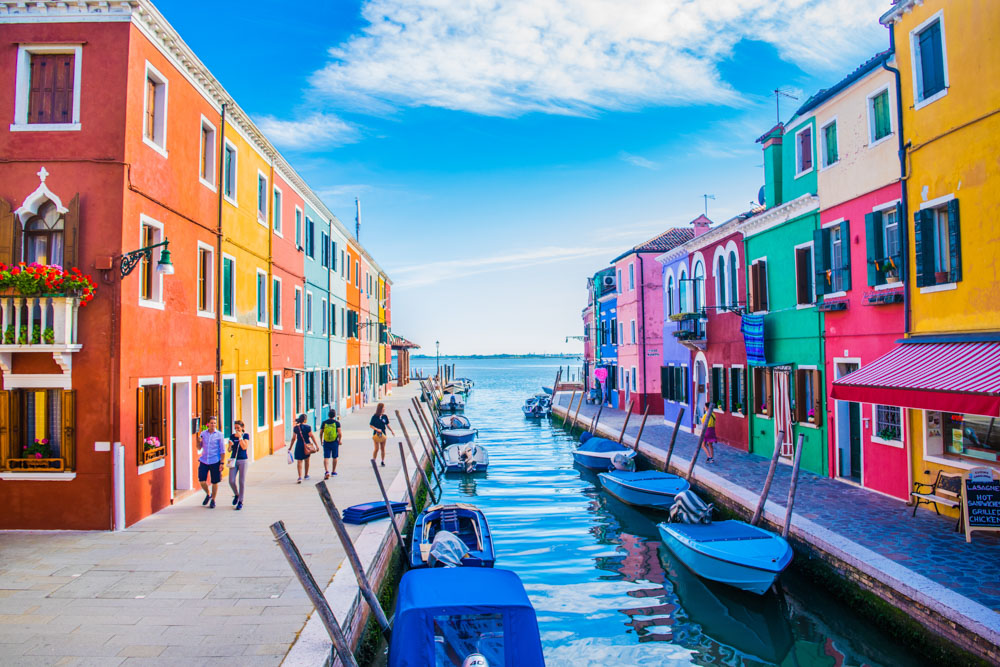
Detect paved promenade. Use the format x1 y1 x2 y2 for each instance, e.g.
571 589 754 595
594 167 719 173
0 384 423 666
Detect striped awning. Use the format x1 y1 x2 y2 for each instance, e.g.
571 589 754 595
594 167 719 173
832 342 1000 416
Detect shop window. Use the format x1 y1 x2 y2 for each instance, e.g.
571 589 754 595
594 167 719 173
915 199 960 287
931 412 1000 464
0 388 75 472
748 259 768 313
753 367 772 416
814 222 851 295
729 367 745 414
874 405 902 442
793 369 822 426
866 204 904 286
137 384 167 465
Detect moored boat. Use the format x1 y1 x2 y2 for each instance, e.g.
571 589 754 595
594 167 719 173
598 470 690 509
572 436 630 470
444 443 489 473
439 415 478 444
439 393 466 412
410 503 495 569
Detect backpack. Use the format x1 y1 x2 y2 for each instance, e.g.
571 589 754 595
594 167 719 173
322 420 338 442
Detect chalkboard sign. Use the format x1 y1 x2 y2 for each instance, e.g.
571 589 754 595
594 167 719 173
962 467 1000 543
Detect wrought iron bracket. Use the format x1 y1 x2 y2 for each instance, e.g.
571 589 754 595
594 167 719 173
118 240 169 279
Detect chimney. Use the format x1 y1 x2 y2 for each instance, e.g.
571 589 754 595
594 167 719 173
691 214 712 237
355 197 361 240
757 123 784 208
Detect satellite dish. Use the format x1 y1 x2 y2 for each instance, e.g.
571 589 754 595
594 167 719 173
757 186 766 206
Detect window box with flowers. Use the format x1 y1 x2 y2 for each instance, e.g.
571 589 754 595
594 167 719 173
8 438 65 472
139 436 166 465
0 263 95 351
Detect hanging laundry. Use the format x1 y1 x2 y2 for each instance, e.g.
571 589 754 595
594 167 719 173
741 314 766 366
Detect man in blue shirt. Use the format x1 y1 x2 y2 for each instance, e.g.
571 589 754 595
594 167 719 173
198 416 226 509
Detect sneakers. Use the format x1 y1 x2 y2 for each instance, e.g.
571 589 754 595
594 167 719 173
331 472 338 476
209 499 216 509
381 461 386 467
297 478 302 484
236 501 243 511
324 472 330 480
304 475 311 480
232 495 239 506
202 494 210 506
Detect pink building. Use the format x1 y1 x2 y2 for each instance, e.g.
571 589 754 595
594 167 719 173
613 229 693 414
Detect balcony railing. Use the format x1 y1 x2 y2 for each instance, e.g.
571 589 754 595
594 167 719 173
0 296 80 350
672 314 707 350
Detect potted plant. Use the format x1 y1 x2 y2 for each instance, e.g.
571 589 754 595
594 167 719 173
0 262 97 305
807 409 816 423
761 403 768 416
733 402 742 413
877 426 900 441
883 258 900 284
23 438 50 459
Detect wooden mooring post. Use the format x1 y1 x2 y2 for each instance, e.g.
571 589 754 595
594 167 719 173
563 389 577 426
685 407 714 480
571 391 585 430
399 440 432 503
270 520 360 667
412 399 445 457
409 409 442 472
662 406 685 470
370 459 407 559
590 401 605 435
782 433 805 538
400 421 440 496
751 430 785 526
617 399 635 444
631 405 650 452
396 445 419 513
314 482 392 641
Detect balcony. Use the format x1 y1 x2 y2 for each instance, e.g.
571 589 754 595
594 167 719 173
670 312 707 351
0 295 82 373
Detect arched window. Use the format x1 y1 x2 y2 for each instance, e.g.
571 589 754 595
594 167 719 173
666 276 674 316
693 260 705 312
24 200 65 266
729 251 739 308
678 269 688 313
717 255 726 309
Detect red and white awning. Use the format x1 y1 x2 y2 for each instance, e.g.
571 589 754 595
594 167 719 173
831 342 1000 416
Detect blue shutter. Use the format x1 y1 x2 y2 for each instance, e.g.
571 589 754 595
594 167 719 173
919 21 945 98
947 199 961 283
913 209 935 287
839 220 851 291
865 212 883 286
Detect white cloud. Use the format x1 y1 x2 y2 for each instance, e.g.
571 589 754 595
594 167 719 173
619 151 657 170
309 0 887 117
254 113 358 150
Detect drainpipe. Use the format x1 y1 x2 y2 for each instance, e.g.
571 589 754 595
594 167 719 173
216 104 226 419
268 160 275 454
882 31 909 335
638 253 647 415
326 219 332 414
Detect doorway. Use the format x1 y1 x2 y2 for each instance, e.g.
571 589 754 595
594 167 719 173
695 359 707 425
284 379 293 443
171 380 193 494
835 362 861 482
240 385 254 462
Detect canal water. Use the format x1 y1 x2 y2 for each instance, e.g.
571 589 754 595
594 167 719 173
405 357 922 667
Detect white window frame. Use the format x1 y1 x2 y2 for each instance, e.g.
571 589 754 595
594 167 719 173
712 247 727 308
256 371 268 433
142 61 169 157
222 139 238 206
306 290 314 333
11 44 84 132
730 364 745 417
628 263 635 291
196 241 215 318
294 206 304 249
871 404 904 447
221 253 237 323
272 185 283 237
866 86 894 148
138 215 165 310
617 269 622 293
910 9 949 110
321 298 328 335
818 117 839 169
294 286 303 333
198 115 217 191
272 371 283 426
631 367 637 392
272 276 283 330
794 124 814 179
256 170 268 225
630 319 636 344
794 241 816 308
255 268 268 326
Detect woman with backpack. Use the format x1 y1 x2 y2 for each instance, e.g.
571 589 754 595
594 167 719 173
320 409 342 479
291 413 319 484
369 403 395 467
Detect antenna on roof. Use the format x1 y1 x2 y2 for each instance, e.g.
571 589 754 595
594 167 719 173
355 197 361 240
702 194 715 216
773 88 798 124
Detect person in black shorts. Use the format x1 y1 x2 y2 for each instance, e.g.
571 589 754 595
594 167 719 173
320 409 342 479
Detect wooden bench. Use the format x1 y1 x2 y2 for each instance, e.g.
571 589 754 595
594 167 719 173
911 471 963 531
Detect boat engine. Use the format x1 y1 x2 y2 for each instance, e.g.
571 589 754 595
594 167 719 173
611 450 637 472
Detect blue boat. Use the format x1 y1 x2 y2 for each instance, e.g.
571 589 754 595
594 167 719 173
657 520 793 595
440 416 478 445
598 470 690 509
389 568 545 667
410 503 495 569
571 437 629 470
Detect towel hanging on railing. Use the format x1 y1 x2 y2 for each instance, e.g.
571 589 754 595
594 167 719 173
741 314 766 366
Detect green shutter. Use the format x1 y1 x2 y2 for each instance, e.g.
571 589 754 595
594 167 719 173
813 228 830 296
824 122 838 165
223 259 233 316
865 212 882 286
948 199 962 283
839 220 852 291
894 202 905 280
874 92 891 140
913 209 935 287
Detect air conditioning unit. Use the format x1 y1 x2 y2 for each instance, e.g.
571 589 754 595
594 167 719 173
602 276 616 288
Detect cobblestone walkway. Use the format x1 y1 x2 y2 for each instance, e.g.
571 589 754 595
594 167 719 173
555 394 1000 611
0 385 422 666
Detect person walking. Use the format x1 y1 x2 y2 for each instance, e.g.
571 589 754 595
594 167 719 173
700 402 717 463
197 416 226 508
228 420 250 510
370 402 395 466
320 409 342 479
291 414 318 484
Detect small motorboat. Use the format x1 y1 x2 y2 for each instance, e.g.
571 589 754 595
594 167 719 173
572 436 630 470
657 491 793 595
541 386 553 395
440 416 478 445
522 401 550 418
410 503 495 569
389 568 545 667
439 393 466 412
442 383 468 396
598 470 691 509
438 414 472 430
444 443 489 473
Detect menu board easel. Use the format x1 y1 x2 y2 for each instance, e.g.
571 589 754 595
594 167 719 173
962 467 1000 543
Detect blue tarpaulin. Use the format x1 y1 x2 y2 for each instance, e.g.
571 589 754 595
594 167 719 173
741 314 766 366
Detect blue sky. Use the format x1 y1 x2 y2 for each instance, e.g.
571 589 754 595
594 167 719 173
157 0 890 355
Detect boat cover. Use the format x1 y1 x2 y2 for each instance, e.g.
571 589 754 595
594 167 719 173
667 521 772 542
440 415 472 429
669 489 713 524
578 437 627 454
428 530 469 568
390 568 545 667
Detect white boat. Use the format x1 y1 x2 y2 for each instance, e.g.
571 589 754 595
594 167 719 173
439 393 466 412
444 443 489 473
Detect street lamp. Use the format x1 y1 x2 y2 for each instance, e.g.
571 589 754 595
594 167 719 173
116 240 174 278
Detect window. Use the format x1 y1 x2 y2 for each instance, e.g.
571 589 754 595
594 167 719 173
795 244 814 305
294 374 302 413
869 89 892 143
197 243 214 314
617 269 622 293
821 120 838 167
729 367 746 414
199 117 216 188
137 383 166 465
321 299 328 335
619 322 624 346
794 369 821 426
661 365 689 403
295 207 303 248
753 367 772 416
911 13 947 106
23 200 65 267
143 63 168 153
0 388 76 472
678 269 688 312
711 366 727 411
631 368 637 392
273 187 283 234
630 320 636 344
138 217 164 307
610 317 617 344
814 222 852 296
795 125 813 176
874 405 902 442
223 140 237 202
257 172 268 223
272 277 282 328
320 232 329 268
222 255 235 319
305 217 315 258
306 292 313 332
728 252 738 309
294 287 303 331
221 378 235 432
13 45 83 129
332 241 338 272
934 412 1000 464
692 261 705 312
256 270 267 325
331 302 337 336
628 264 635 290
257 374 267 430
272 373 282 424
865 204 903 286
915 199 960 287
716 255 726 308
666 276 674 316
355 260 360 286
341 250 346 278
305 372 314 412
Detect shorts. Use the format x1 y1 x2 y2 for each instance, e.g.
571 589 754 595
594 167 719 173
323 440 339 459
373 432 387 445
198 461 222 484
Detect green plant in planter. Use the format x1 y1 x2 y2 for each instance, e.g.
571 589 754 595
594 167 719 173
3 324 14 344
42 327 54 344
877 426 900 441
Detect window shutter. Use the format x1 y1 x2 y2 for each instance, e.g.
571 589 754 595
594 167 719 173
194 381 203 429
839 221 851 291
758 260 768 311
748 262 757 312
160 384 168 444
0 198 15 266
683 366 689 403
145 78 156 138
765 369 773 415
865 212 883 286
813 228 829 296
62 194 80 270
0 389 9 465
136 386 146 459
947 199 961 283
811 370 823 427
913 209 935 287
920 23 945 98
795 247 809 304
62 390 76 470
894 202 905 280
29 54 74 124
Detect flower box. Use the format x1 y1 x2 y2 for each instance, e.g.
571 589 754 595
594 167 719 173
139 445 167 465
669 312 700 322
7 457 65 472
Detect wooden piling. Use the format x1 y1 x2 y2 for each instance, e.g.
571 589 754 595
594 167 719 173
617 399 635 444
397 411 439 493
270 521 360 667
571 391 585 430
399 440 431 503
563 390 577 426
314 482 392 640
685 407 714 480
408 409 441 470
782 433 805 538
631 406 650 452
412 399 444 457
662 407 686 470
751 430 785 527
396 445 419 513
370 459 407 559
590 401 605 434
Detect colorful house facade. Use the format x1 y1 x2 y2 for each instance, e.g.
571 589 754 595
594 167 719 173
657 246 694 431
596 272 619 408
